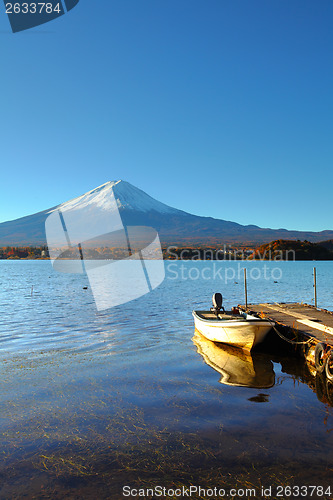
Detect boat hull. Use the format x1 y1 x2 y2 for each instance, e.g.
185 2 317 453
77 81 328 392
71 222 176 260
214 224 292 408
192 311 273 351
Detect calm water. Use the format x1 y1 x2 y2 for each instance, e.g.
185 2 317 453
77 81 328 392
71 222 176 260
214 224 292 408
1 260 333 499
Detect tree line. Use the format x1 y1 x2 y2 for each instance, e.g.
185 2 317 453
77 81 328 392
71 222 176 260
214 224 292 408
0 246 49 259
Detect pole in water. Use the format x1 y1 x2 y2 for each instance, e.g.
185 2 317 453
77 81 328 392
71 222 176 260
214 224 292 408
313 267 317 308
31 285 33 297
244 268 248 309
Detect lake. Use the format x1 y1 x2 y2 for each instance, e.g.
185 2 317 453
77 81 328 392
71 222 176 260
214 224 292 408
1 260 333 499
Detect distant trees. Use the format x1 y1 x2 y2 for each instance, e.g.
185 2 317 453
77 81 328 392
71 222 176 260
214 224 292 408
0 246 49 259
0 240 332 261
249 240 333 261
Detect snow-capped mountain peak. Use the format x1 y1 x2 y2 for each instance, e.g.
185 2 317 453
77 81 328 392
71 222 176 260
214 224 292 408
51 180 181 215
1 179 333 246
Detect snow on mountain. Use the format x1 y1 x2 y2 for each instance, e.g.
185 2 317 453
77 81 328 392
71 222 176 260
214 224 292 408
50 180 183 215
1 179 333 246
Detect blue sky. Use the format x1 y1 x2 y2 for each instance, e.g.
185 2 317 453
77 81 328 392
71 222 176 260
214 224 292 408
0 0 332 231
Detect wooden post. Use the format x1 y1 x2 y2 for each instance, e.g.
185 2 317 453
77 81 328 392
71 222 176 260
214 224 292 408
244 268 248 309
314 267 317 309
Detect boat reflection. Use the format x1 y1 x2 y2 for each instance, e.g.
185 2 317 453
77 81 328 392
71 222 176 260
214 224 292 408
193 330 275 389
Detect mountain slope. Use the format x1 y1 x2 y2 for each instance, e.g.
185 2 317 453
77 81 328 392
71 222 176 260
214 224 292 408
0 180 333 246
56 180 183 215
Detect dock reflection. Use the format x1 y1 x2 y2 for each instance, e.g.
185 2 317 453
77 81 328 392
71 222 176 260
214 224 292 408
193 329 333 409
279 356 333 408
192 330 275 389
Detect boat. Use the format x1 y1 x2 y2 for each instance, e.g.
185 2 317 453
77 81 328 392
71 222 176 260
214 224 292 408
192 293 274 351
192 330 275 388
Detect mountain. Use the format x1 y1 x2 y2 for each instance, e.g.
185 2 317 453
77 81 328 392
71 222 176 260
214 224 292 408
1 180 333 246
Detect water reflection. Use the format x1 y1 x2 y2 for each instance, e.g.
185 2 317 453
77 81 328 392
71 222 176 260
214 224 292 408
193 329 333 411
275 355 333 408
192 330 275 389
248 393 270 403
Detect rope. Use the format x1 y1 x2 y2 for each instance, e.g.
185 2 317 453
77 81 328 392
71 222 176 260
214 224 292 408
265 317 312 345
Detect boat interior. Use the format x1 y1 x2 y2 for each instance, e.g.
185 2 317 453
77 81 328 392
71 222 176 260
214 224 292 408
195 293 249 321
195 311 247 321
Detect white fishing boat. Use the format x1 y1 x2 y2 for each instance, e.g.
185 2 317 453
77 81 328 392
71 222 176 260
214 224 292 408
192 293 274 351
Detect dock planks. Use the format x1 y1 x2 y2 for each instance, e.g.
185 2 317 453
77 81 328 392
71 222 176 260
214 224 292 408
238 302 333 349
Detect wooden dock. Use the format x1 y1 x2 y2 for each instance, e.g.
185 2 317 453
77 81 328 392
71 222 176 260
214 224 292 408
238 302 333 369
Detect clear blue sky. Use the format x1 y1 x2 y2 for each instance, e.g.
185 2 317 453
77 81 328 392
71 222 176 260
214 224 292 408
0 0 332 231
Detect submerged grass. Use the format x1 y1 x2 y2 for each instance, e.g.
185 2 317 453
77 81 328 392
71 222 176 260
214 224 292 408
1 346 333 498
1 403 333 499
